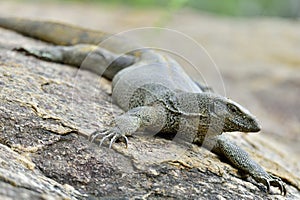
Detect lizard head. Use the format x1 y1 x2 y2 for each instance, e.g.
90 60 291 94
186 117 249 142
204 93 261 133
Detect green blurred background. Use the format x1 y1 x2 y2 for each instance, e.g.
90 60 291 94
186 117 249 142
53 0 300 18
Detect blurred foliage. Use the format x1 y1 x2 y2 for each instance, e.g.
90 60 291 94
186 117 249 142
56 0 300 18
186 0 300 18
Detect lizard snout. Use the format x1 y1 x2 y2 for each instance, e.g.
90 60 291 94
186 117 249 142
245 117 261 132
223 98 262 133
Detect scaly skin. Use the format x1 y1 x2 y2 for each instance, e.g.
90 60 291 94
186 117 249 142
0 17 286 195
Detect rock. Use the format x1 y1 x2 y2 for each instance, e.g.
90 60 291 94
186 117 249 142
0 2 300 199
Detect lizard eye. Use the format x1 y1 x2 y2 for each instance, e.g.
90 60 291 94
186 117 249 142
227 104 238 113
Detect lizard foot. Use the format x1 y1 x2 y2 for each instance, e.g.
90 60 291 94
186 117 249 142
258 173 286 195
89 128 128 148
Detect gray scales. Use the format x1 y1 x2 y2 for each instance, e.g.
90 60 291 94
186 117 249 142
0 17 286 195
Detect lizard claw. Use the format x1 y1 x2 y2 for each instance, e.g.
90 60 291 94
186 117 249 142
90 128 128 148
269 174 286 195
259 174 286 195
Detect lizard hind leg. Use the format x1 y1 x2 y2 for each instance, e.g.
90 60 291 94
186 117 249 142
15 44 135 80
193 81 213 93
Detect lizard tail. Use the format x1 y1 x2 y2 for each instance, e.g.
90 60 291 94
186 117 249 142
0 17 132 53
0 17 140 79
0 17 109 45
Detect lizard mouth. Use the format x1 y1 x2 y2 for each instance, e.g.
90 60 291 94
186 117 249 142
237 117 261 133
225 117 261 133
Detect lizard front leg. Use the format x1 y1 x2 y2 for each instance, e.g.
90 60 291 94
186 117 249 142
208 135 286 195
90 105 165 148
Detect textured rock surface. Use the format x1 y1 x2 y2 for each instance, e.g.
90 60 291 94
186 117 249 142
0 1 299 199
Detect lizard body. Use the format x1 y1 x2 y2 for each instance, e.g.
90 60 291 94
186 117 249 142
0 17 286 195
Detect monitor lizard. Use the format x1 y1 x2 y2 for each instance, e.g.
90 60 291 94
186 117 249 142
0 17 286 195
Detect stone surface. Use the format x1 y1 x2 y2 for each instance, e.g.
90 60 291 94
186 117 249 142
0 1 299 199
